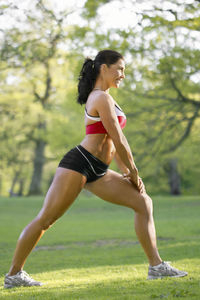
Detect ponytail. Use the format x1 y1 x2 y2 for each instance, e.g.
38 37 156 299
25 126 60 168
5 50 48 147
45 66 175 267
77 50 123 105
77 58 98 105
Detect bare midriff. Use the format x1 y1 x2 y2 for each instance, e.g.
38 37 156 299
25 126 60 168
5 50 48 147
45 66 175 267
80 134 116 165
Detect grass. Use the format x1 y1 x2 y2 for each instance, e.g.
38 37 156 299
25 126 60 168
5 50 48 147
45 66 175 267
0 192 199 299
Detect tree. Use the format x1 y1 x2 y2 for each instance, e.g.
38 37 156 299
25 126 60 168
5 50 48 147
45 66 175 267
1 0 200 196
0 0 84 195
80 0 200 194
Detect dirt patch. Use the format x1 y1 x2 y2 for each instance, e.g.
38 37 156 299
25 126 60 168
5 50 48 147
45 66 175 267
34 237 174 252
92 239 139 247
34 245 66 251
34 239 139 251
157 236 175 241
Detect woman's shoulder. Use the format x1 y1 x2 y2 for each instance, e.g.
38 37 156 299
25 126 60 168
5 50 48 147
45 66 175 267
87 91 113 106
93 91 114 104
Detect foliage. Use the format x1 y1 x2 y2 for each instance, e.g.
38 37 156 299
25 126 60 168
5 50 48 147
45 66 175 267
0 0 200 195
81 0 200 195
0 1 84 195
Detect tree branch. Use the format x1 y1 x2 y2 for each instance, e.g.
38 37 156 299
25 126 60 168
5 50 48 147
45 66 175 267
161 108 199 154
134 90 200 107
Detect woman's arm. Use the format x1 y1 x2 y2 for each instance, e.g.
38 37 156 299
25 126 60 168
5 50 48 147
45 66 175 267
114 151 129 174
115 151 146 193
95 92 140 190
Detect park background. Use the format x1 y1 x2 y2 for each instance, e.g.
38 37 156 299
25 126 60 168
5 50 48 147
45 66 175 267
0 0 200 197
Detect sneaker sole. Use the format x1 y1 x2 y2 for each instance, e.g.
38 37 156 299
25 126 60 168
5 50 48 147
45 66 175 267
147 273 188 280
4 284 17 289
4 283 43 288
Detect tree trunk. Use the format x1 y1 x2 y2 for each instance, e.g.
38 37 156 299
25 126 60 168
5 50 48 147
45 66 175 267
18 179 24 196
164 158 181 195
9 171 20 197
28 139 46 195
0 175 2 196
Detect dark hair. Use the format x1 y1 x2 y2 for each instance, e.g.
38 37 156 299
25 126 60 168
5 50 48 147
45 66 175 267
77 49 123 105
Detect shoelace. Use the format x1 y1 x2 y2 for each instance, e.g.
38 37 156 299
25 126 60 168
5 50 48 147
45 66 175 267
152 261 172 270
164 265 172 271
20 271 34 282
163 262 179 272
163 262 172 270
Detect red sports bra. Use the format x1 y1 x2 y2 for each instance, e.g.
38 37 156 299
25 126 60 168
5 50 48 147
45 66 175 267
85 104 126 134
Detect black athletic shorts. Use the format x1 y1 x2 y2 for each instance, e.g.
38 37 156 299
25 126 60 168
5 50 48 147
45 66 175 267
58 145 109 183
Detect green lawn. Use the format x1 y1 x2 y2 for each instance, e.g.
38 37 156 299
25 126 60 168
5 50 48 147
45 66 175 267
0 193 199 299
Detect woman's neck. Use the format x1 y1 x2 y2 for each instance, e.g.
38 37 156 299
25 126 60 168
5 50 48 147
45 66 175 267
93 86 110 93
93 78 110 93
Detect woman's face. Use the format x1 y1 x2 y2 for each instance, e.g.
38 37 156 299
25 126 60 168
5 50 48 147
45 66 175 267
104 58 125 88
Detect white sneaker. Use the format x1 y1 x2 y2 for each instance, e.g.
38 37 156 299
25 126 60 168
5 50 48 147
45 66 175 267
148 261 188 280
4 270 43 288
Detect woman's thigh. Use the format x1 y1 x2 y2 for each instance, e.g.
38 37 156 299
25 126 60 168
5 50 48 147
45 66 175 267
85 169 151 213
37 167 87 223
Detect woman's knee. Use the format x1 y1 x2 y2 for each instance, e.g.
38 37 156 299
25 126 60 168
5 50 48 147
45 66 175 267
133 193 153 216
36 214 57 231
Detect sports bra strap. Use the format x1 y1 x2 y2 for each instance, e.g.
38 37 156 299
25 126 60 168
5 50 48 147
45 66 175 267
85 104 126 121
85 108 101 121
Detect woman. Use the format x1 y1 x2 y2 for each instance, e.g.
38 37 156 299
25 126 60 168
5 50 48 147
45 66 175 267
4 50 187 288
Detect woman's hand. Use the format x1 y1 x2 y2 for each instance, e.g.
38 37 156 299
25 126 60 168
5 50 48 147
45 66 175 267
123 169 146 194
123 169 139 190
138 177 146 194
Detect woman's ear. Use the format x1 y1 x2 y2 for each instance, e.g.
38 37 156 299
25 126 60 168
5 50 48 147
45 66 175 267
100 63 108 74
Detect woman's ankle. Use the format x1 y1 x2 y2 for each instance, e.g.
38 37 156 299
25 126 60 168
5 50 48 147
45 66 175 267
8 266 22 276
149 258 162 267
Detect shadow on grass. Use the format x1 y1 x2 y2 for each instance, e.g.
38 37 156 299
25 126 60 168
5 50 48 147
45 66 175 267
0 237 199 277
1 194 199 289
0 269 199 300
